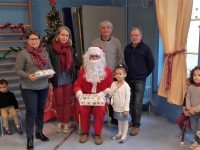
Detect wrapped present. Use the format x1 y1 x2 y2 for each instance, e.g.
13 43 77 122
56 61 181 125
79 94 106 106
35 69 55 78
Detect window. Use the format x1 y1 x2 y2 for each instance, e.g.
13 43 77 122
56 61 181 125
186 0 200 76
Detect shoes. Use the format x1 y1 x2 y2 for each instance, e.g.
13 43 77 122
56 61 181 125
63 123 69 134
4 128 13 135
35 132 49 141
129 121 133 128
56 122 63 133
94 135 103 145
190 142 198 150
119 138 126 143
27 137 34 150
111 135 122 140
130 127 140 136
79 133 89 143
16 126 23 135
193 144 200 150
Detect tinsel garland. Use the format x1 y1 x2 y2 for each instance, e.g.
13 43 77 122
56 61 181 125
0 47 24 60
0 23 26 40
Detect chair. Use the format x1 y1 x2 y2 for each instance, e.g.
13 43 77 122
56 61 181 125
180 124 192 144
0 111 22 136
78 103 111 135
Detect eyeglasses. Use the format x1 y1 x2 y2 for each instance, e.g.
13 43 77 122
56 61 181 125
131 34 141 37
29 38 39 41
90 55 100 58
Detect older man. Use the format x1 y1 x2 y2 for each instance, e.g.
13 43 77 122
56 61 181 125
74 47 113 145
124 27 154 136
91 20 123 125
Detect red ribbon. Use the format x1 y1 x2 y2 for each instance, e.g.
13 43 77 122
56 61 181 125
164 49 186 90
49 0 56 6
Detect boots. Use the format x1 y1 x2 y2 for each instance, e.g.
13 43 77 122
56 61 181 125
35 132 49 141
27 137 33 150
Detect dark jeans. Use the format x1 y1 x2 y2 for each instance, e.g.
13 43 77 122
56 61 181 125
21 87 49 138
126 78 145 128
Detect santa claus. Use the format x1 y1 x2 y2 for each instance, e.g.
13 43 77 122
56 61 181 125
74 46 113 145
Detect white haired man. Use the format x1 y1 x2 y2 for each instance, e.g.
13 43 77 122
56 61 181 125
91 20 123 125
74 46 113 145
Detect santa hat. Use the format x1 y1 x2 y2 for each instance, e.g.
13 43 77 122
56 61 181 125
87 46 105 56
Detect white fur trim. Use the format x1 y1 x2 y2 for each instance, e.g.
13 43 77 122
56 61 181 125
87 47 104 56
76 90 83 99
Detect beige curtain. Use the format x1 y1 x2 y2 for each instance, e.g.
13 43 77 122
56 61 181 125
155 0 193 105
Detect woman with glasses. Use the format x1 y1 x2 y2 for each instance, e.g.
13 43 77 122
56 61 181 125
15 30 54 150
46 26 79 134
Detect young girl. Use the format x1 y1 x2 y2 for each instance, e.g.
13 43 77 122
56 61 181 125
176 78 191 139
108 64 130 143
186 66 200 150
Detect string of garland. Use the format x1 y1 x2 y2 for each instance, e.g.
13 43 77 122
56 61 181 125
0 23 26 40
0 47 24 60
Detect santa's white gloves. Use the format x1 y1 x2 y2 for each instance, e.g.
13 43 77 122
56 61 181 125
76 90 83 102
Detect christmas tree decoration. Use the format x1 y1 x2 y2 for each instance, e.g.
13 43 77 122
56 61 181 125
41 2 62 47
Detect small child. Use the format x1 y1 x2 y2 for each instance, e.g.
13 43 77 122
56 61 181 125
186 66 200 150
176 78 191 139
108 64 130 143
0 79 23 135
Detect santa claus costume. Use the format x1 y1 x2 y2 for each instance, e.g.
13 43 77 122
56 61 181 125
74 47 113 145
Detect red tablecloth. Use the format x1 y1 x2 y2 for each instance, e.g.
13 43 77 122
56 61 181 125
44 91 79 123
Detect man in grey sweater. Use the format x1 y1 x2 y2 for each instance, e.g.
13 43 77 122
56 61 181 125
91 20 123 125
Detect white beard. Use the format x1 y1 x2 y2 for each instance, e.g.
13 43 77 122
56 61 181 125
84 59 106 84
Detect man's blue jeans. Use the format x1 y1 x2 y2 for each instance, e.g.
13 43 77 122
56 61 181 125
21 87 48 138
126 79 145 128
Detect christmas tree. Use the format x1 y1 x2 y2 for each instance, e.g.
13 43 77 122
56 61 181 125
41 1 61 47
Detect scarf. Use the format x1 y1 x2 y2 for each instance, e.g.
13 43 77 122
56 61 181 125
53 41 72 72
26 44 47 70
195 83 200 87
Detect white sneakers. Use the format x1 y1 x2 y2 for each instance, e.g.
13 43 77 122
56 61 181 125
56 122 70 133
63 124 70 134
190 142 199 150
56 122 63 133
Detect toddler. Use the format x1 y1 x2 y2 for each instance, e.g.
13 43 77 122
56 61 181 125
186 66 200 150
0 79 23 135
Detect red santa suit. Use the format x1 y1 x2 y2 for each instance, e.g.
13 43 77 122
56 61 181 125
74 66 113 135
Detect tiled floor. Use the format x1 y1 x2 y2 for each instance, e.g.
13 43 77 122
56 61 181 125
0 110 193 150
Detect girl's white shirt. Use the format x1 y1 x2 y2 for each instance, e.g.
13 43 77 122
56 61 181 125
108 81 130 112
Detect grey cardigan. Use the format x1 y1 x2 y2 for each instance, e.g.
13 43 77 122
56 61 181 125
15 49 53 90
